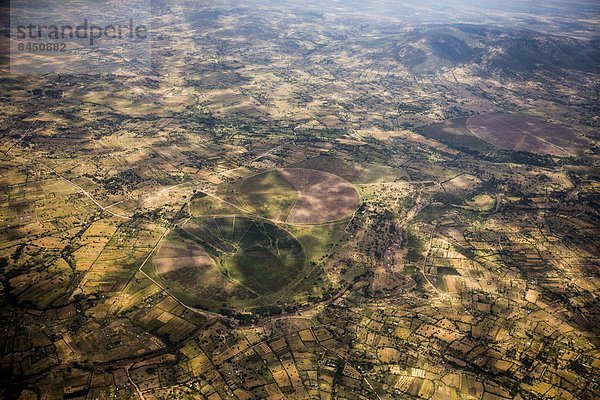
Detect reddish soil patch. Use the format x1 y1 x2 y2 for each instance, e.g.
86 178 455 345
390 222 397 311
280 168 360 224
466 113 588 156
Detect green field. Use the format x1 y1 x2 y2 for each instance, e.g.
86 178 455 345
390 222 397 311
237 170 299 220
148 216 307 312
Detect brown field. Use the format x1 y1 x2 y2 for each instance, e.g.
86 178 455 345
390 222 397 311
154 241 214 276
418 117 499 155
466 113 589 156
279 168 360 224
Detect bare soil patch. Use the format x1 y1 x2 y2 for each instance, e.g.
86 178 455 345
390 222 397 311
466 113 588 156
280 168 360 224
154 242 214 275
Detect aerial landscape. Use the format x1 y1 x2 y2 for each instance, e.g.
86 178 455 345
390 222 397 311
0 0 599 398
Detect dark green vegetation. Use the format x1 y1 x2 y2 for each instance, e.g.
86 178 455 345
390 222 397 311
190 217 304 294
150 217 306 311
405 229 425 263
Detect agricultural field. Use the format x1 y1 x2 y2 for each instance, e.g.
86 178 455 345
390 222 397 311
466 113 589 156
237 170 299 221
150 216 307 311
148 164 362 312
279 168 360 224
1 0 600 399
